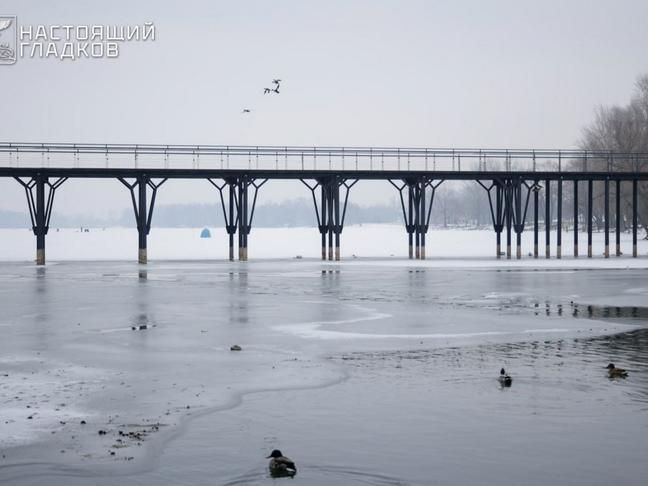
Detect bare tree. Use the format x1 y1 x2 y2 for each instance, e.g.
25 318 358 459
579 74 648 237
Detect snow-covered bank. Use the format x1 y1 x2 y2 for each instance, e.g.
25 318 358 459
1 225 647 267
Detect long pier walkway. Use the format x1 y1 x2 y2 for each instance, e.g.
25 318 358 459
1 143 647 264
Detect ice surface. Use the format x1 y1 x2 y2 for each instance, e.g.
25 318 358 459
0 258 647 485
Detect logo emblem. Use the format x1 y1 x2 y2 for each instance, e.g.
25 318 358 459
0 16 17 65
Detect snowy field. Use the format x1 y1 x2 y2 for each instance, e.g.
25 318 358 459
1 225 647 268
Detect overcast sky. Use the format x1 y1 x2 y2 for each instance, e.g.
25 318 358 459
1 0 647 217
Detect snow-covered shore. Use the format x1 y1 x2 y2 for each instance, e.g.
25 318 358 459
0 225 646 267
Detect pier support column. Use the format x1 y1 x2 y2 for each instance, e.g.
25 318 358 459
533 184 539 258
236 176 266 261
556 179 562 259
587 180 593 258
390 178 442 260
320 184 328 260
208 177 239 261
419 181 426 259
478 180 505 258
573 180 579 257
633 179 638 257
604 178 610 258
303 177 356 261
505 182 512 259
509 178 532 260
327 183 334 261
407 185 414 259
15 175 67 265
119 175 167 264
545 179 551 259
417 179 441 260
616 180 621 256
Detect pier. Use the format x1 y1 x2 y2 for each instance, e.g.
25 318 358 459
1 143 647 264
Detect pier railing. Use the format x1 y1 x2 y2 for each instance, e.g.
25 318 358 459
1 143 648 173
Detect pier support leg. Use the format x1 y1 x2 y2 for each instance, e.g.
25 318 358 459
573 180 579 257
510 178 532 260
236 177 266 261
391 178 441 260
420 180 426 259
616 180 621 256
334 183 341 261
16 175 67 266
496 183 503 258
228 182 237 261
505 183 512 259
302 178 356 261
633 180 638 257
604 178 610 258
533 185 539 258
328 184 334 261
587 180 593 258
557 179 562 259
208 178 239 261
138 178 148 264
407 185 414 259
477 180 505 258
119 176 166 264
321 184 327 260
545 179 551 259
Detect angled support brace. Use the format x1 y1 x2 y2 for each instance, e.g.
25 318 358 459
389 179 415 259
301 178 327 260
302 177 356 260
509 179 533 259
119 175 167 264
419 178 444 259
208 177 239 261
477 179 506 258
334 178 357 261
237 176 266 261
15 175 67 265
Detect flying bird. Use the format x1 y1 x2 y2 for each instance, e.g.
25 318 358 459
242 109 251 113
264 78 282 94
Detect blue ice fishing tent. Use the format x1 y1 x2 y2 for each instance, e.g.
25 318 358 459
200 228 211 238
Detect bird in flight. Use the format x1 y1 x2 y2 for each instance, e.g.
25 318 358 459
242 109 251 113
264 78 282 94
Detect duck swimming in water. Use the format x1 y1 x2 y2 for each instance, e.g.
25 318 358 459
267 449 297 477
606 363 628 378
499 368 512 387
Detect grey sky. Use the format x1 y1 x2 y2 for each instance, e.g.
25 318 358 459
1 0 647 217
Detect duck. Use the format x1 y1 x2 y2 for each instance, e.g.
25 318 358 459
499 368 512 387
267 449 297 477
606 363 628 378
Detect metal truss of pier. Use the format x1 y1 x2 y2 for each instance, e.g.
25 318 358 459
1 142 647 264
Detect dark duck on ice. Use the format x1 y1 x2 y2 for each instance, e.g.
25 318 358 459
267 449 297 478
499 368 512 387
606 363 628 378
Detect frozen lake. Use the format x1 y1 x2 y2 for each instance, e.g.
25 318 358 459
1 257 648 485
